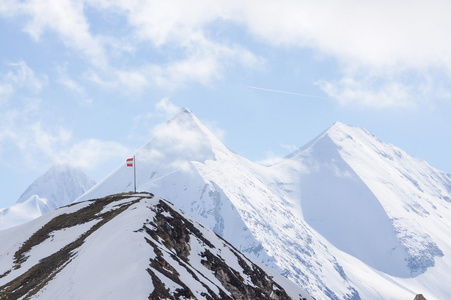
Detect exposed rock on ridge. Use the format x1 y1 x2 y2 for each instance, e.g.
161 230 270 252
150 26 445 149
0 192 311 300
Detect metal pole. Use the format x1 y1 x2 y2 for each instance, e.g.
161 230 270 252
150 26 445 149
134 155 137 193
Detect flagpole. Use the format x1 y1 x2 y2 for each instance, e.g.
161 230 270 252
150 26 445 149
133 155 136 193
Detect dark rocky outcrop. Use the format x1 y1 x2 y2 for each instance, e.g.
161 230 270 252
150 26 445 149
0 192 310 300
142 199 302 299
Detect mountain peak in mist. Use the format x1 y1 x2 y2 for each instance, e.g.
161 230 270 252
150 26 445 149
17 163 96 209
0 164 95 230
74 111 451 299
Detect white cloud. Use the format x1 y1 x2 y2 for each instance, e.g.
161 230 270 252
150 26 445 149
136 106 218 170
317 67 451 109
256 150 285 167
26 0 106 66
155 98 180 118
129 98 180 142
0 84 13 104
281 144 299 153
257 144 300 166
150 117 212 158
115 69 149 91
0 97 128 171
89 0 445 72
153 98 226 143
131 99 227 150
89 0 228 46
85 68 150 94
84 39 261 93
59 75 85 95
2 0 261 92
89 0 451 107
28 122 72 155
317 76 415 109
57 65 93 106
0 0 106 66
203 120 226 142
159 39 261 88
57 139 130 169
0 99 61 168
4 61 47 93
232 0 451 108
3 120 129 171
57 66 84 94
3 0 451 107
237 0 451 69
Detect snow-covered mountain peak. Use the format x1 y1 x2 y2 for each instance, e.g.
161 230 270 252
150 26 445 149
305 122 372 149
328 121 352 131
17 164 96 209
175 106 193 115
75 114 451 298
139 107 229 167
285 122 358 160
76 108 235 205
41 163 80 176
328 122 364 142
0 164 95 230
289 121 404 167
167 106 195 125
76 110 279 271
76 112 361 299
285 121 451 279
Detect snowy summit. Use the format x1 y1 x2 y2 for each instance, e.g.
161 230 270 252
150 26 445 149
0 164 95 230
74 108 451 299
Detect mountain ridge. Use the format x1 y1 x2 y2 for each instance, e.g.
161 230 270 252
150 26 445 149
74 111 364 299
76 108 281 274
0 192 312 300
10 108 449 299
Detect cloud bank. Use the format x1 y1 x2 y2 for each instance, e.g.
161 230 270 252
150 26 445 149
2 0 450 107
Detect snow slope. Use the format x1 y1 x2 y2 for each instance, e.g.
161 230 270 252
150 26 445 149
77 109 277 269
76 109 358 299
0 192 312 300
76 109 451 299
277 122 451 299
0 164 95 230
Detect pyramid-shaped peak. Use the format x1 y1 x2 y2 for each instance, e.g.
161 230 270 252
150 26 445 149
170 107 195 121
45 163 84 175
327 121 358 133
324 121 376 142
330 121 349 128
162 108 213 138
16 164 95 206
166 107 204 129
286 121 381 160
180 106 192 114
135 107 230 168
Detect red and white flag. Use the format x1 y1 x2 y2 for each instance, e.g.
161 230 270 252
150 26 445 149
126 157 134 167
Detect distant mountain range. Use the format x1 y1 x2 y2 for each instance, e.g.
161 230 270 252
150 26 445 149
2 108 450 299
75 108 451 299
0 192 311 300
0 164 95 230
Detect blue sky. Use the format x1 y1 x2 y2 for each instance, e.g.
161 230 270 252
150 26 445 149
1 0 451 208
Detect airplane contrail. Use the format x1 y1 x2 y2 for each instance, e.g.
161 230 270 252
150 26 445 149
246 85 330 99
